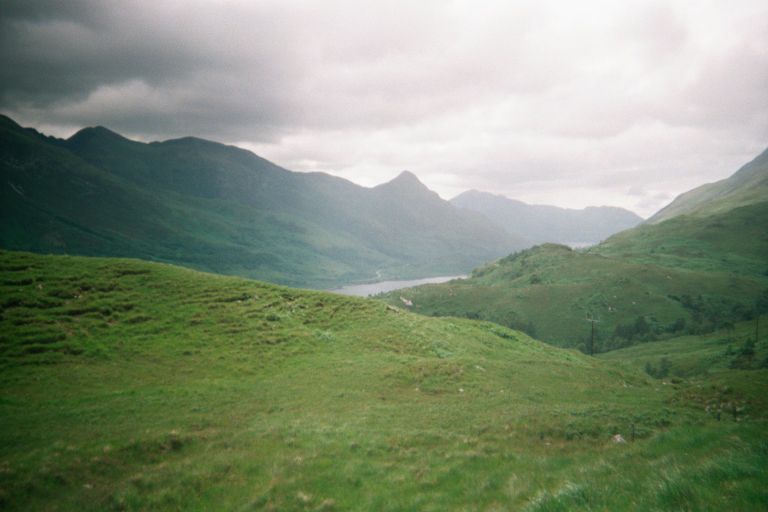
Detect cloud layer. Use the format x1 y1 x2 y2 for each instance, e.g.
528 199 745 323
2 0 767 216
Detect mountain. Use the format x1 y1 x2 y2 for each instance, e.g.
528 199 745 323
2 250 766 510
451 190 642 246
382 147 768 351
648 148 768 224
0 115 525 288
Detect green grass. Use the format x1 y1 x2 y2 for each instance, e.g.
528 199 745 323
596 201 768 278
381 243 767 350
0 250 766 510
599 315 768 377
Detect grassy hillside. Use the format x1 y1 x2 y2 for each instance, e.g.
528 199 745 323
648 147 768 224
599 315 768 432
0 115 523 288
382 243 766 350
1 250 766 510
599 315 768 379
596 200 768 277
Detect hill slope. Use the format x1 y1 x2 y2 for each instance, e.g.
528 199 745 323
384 243 766 350
0 115 524 288
1 250 766 510
599 314 768 379
451 190 642 245
648 147 768 224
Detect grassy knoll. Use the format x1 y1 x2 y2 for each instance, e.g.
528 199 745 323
0 251 766 510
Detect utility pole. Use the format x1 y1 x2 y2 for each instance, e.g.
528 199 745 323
586 314 599 356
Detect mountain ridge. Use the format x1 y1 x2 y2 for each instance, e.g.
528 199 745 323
648 147 768 224
451 189 643 245
0 116 524 287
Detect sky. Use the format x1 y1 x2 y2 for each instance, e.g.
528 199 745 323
1 1 766 217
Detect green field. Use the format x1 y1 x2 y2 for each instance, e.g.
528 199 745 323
1 251 766 510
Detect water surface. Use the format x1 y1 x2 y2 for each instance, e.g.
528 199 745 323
331 275 465 297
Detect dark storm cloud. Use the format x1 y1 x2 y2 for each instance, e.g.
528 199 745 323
1 0 307 140
1 0 766 216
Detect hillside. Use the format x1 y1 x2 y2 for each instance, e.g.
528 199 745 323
1 250 766 510
0 115 524 288
595 147 768 276
648 148 768 224
451 190 642 245
595 200 768 277
384 243 767 350
599 315 768 379
382 147 768 351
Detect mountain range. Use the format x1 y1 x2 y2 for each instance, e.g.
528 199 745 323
0 115 526 288
0 115 648 288
451 190 643 245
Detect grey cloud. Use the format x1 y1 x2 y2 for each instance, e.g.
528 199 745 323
1 1 308 139
1 1 766 217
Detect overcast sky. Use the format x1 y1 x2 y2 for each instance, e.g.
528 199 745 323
2 0 766 217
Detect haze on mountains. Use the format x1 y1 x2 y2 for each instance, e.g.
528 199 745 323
2 115 654 289
1 115 532 288
451 190 643 246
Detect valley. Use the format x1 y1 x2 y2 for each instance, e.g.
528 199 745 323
382 149 768 353
1 118 766 511
2 3 766 510
0 116 524 289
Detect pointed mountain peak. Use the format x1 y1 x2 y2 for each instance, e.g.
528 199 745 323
374 170 438 199
378 170 428 190
392 170 420 183
67 125 129 146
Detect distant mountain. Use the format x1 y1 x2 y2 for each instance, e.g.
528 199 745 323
451 190 642 245
648 148 768 224
0 115 525 288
